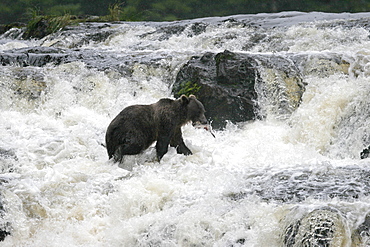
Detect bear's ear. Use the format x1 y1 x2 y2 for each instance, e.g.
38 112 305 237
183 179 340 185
180 94 190 105
189 94 196 99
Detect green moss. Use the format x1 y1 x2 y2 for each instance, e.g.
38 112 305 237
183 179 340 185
176 81 201 97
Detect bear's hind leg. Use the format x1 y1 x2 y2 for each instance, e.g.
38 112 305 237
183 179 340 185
113 145 125 163
113 142 145 163
156 138 170 161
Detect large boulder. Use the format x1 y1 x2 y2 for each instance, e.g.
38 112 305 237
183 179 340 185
173 51 259 129
173 50 305 129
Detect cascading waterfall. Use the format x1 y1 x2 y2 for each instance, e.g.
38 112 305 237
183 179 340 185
1 11 370 246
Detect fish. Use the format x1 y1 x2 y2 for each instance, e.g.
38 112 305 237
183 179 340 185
193 122 216 138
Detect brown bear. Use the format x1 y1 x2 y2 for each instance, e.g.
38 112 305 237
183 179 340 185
105 95 208 162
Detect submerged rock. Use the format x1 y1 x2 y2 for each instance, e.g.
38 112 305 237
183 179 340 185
0 148 17 173
0 47 69 67
0 181 10 242
361 146 370 159
0 46 173 78
0 197 10 242
352 211 370 246
0 22 26 37
227 166 370 203
283 207 349 247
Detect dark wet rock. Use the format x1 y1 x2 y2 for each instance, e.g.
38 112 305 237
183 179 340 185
140 22 208 41
283 207 349 247
361 146 370 159
41 22 117 48
23 17 50 39
22 15 76 40
173 50 260 129
0 47 69 67
172 50 305 129
0 46 170 78
0 23 26 36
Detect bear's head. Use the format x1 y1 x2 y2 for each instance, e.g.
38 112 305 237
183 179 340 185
180 95 208 125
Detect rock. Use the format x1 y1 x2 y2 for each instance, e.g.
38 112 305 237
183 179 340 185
0 22 26 36
361 146 369 159
0 47 69 67
226 166 370 203
352 211 370 246
173 50 305 129
0 178 11 242
172 49 356 129
0 197 10 242
0 47 171 79
22 15 73 40
283 207 350 247
0 148 17 173
173 50 260 129
139 22 208 41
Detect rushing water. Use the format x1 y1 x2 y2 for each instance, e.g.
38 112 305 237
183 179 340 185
1 11 370 246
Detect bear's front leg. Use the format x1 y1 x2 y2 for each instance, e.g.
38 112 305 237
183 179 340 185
170 127 192 156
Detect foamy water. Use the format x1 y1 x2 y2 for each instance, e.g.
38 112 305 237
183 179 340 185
1 12 370 246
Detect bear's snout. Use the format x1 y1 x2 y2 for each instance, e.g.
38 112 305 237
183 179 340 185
192 116 208 126
200 116 208 125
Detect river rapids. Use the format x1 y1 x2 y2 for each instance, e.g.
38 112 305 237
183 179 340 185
1 11 370 246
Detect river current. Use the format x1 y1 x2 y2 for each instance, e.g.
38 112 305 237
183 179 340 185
1 11 370 246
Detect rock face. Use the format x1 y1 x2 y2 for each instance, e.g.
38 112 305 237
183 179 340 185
173 51 259 129
173 50 305 129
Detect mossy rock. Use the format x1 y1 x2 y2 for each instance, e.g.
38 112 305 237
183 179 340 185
173 50 259 129
23 15 74 39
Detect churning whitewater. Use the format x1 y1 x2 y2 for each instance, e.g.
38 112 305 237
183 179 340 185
1 12 370 246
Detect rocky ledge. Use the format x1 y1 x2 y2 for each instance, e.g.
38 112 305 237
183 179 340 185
173 50 348 129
